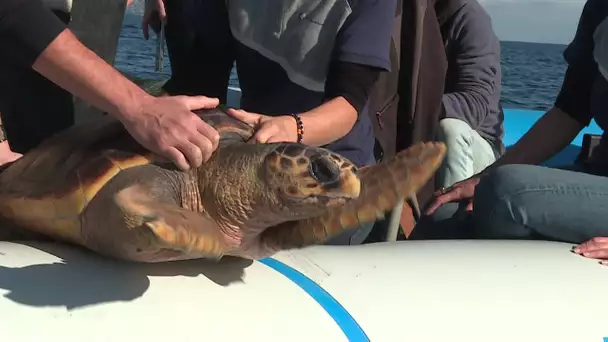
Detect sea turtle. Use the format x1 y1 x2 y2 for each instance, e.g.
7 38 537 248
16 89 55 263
0 108 445 262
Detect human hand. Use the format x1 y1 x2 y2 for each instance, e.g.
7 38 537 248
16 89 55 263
142 0 166 40
226 108 298 144
572 237 608 265
424 175 482 216
121 95 220 171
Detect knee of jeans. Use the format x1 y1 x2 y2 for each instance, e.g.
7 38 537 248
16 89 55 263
473 164 535 236
474 165 520 212
437 118 474 149
476 164 537 200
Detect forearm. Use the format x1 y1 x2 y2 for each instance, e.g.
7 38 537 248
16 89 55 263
32 29 149 123
482 106 584 174
297 60 380 146
297 97 357 147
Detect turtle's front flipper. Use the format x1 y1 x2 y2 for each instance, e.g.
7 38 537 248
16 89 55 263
260 142 446 251
114 185 229 261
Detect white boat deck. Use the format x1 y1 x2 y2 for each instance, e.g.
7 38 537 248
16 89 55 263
0 240 607 342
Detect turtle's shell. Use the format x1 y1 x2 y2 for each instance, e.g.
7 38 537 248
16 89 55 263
0 108 253 243
205 106 255 148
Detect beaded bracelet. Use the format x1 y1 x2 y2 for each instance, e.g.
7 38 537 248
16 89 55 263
289 113 304 144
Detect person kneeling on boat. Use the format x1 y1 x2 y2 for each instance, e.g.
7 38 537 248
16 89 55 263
144 0 396 246
0 0 220 171
434 0 505 190
425 0 608 265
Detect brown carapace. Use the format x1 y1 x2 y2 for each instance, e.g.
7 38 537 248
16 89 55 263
0 108 445 262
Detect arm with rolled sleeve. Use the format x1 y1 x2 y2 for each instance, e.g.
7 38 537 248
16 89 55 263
293 0 397 146
0 0 158 125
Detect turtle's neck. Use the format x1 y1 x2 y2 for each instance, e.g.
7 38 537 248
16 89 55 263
196 144 284 241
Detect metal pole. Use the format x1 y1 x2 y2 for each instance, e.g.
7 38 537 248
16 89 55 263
385 199 404 241
385 195 421 242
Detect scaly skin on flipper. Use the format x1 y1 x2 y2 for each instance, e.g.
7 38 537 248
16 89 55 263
114 184 228 260
257 141 446 253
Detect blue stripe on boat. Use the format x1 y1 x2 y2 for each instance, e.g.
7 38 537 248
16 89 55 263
259 258 370 342
255 108 602 342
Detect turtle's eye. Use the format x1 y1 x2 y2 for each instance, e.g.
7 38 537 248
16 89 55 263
309 155 341 187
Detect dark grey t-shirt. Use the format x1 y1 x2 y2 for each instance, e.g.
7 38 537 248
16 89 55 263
188 0 396 167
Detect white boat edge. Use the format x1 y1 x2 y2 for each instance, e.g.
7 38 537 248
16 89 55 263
0 239 607 342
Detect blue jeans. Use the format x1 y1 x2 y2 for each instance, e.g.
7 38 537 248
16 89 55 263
436 118 497 188
473 164 608 243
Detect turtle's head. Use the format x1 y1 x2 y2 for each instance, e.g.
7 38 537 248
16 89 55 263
263 143 361 211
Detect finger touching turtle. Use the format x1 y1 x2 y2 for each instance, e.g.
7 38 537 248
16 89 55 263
181 95 220 110
226 108 262 127
162 146 190 171
250 129 273 144
182 96 221 151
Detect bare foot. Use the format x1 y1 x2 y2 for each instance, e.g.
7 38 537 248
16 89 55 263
0 141 22 166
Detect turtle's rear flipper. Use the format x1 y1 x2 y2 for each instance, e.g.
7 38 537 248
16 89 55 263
114 185 228 260
260 142 446 249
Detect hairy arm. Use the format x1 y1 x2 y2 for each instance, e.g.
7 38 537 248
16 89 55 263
0 0 152 123
32 29 150 123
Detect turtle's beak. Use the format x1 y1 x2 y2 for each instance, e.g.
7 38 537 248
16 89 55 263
335 170 361 199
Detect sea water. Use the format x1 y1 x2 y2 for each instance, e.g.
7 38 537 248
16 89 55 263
115 13 567 112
